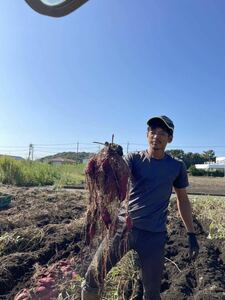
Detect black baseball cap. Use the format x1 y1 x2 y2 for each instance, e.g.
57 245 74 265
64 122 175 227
147 115 174 135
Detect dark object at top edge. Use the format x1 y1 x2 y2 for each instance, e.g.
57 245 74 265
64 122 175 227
25 0 89 17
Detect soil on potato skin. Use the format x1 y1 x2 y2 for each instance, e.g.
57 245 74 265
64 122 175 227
0 185 225 300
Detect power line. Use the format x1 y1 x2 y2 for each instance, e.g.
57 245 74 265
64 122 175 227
0 146 28 149
1 142 225 148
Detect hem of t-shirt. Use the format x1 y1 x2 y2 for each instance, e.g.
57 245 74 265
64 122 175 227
173 183 189 189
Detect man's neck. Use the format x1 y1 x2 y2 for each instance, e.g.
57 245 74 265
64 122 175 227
147 148 166 160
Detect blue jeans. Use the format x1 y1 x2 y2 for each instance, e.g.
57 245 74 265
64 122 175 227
84 221 167 300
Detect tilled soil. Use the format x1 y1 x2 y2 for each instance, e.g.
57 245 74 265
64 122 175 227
161 202 225 300
0 186 87 299
0 185 224 300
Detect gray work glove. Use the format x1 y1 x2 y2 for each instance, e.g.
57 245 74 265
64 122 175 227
187 232 199 259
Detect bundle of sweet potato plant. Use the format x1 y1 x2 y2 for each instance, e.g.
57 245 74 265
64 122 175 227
85 142 131 246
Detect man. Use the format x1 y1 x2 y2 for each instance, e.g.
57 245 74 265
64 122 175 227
81 115 199 300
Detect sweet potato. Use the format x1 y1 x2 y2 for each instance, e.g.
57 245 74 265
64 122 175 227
35 286 46 293
38 277 55 287
15 258 78 300
14 289 29 300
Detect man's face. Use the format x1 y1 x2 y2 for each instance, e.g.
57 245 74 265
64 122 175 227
147 127 173 151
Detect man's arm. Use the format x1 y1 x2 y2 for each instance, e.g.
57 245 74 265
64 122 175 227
174 187 195 232
174 187 199 258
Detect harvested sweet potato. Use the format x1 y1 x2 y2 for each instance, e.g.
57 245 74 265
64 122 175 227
14 289 30 300
14 258 78 300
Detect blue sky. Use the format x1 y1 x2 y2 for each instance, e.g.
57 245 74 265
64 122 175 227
0 0 225 159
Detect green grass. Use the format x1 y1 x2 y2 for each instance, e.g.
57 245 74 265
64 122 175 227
56 274 84 300
190 195 225 239
54 163 85 187
102 251 140 300
0 156 86 187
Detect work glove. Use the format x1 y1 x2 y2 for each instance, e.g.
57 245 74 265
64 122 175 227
187 232 199 259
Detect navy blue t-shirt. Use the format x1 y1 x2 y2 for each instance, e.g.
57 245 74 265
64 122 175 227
119 151 189 232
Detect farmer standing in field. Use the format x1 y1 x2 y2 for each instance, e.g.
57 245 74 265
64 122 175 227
81 115 199 300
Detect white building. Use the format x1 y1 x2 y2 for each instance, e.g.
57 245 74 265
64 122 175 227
216 157 225 164
195 156 225 174
48 157 76 166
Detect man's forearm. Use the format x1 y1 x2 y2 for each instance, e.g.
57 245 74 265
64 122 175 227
177 197 195 233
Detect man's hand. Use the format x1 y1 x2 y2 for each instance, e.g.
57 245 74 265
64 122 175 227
187 232 199 259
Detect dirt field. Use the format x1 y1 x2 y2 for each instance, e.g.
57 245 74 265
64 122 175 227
188 176 225 195
0 183 225 299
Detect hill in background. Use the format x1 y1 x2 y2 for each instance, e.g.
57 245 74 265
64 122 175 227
38 151 93 163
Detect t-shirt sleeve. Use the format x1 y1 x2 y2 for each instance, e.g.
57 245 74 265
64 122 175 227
123 152 134 172
173 161 189 189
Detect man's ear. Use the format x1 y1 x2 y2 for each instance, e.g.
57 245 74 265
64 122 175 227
168 135 173 143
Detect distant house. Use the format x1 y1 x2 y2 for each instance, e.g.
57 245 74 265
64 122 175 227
48 157 76 166
82 158 89 164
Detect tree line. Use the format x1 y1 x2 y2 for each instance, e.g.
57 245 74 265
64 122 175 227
39 149 217 169
166 149 216 169
39 149 223 176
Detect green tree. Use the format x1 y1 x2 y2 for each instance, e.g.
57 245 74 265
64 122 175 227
166 149 185 159
202 150 216 162
167 150 206 169
189 152 206 169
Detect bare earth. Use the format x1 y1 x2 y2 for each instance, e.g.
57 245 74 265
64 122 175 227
187 176 225 195
0 178 225 299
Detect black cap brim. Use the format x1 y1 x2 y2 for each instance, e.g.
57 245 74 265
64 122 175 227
147 116 174 132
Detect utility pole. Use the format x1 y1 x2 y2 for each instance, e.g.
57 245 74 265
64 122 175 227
76 142 79 163
127 142 129 154
28 144 34 161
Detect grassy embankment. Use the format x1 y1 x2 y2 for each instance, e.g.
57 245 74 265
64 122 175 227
0 156 85 187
